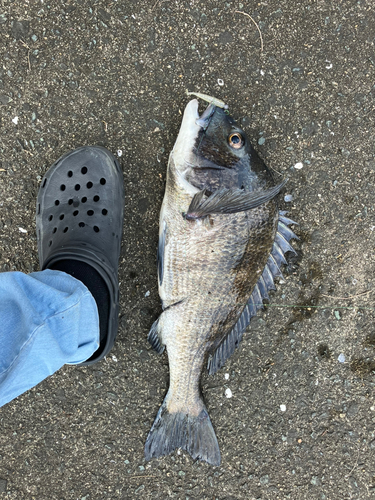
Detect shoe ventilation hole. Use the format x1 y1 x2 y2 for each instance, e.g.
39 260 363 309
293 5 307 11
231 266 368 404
42 178 47 188
102 209 108 215
68 199 73 205
79 222 85 228
93 195 100 202
93 226 99 233
81 166 88 174
63 227 68 233
60 184 66 191
53 228 57 234
37 204 40 215
82 197 87 203
55 200 60 206
87 182 93 189
100 178 106 185
59 214 64 220
87 210 94 216
75 184 80 191
67 171 73 177
48 215 53 221
49 240 52 247
73 210 79 216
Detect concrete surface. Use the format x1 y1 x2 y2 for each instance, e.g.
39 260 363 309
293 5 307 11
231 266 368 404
0 0 374 498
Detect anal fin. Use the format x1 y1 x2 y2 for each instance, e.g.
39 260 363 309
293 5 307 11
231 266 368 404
147 317 165 354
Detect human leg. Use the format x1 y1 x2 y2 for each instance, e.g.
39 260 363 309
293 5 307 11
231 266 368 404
0 270 99 407
0 145 125 407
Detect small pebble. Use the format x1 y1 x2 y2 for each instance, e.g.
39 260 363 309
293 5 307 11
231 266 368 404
225 388 232 398
338 353 346 363
258 137 265 145
224 373 229 380
334 310 341 320
217 78 224 86
294 162 303 169
280 404 286 412
284 194 293 202
145 290 150 297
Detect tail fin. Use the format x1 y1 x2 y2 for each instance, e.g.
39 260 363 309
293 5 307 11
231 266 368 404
144 396 221 466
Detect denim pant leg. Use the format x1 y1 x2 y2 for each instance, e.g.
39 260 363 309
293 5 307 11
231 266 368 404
0 269 99 407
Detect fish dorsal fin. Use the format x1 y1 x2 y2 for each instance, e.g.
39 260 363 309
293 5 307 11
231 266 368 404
207 211 298 375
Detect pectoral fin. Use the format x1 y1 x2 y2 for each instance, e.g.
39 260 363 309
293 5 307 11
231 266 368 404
184 179 287 220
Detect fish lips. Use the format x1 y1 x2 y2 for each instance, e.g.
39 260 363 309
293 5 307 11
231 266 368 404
196 103 216 130
181 99 217 132
172 99 217 171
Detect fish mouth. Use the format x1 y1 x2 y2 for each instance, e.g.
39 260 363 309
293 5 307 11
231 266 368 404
172 100 218 173
182 99 217 132
196 103 216 130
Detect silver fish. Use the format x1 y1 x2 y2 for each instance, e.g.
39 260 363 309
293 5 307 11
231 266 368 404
145 99 297 466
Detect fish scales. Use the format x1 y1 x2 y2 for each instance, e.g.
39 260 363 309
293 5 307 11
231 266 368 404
145 98 296 466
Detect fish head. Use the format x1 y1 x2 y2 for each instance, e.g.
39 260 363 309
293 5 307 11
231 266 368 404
172 99 264 193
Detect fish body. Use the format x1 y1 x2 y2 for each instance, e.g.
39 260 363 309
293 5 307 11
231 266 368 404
145 99 297 465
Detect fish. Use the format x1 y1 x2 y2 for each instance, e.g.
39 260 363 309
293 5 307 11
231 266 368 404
144 97 298 466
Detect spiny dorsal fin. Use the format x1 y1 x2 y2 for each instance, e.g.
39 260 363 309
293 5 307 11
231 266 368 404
207 211 298 375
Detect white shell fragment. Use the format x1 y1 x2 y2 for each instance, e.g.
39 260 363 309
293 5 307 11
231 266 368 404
338 353 346 363
117 150 123 157
225 388 233 398
18 227 27 233
294 162 303 170
145 290 150 297
284 194 293 202
12 116 19 125
280 404 286 412
217 79 224 86
224 373 230 380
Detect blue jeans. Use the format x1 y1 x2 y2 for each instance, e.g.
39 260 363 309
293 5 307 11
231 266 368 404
0 270 99 407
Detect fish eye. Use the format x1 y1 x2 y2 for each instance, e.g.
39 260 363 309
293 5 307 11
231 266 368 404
228 132 244 149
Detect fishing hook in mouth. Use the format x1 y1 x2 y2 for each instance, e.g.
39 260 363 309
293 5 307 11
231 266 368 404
196 103 216 130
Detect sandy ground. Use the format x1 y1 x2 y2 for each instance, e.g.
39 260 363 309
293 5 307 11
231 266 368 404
0 0 374 498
